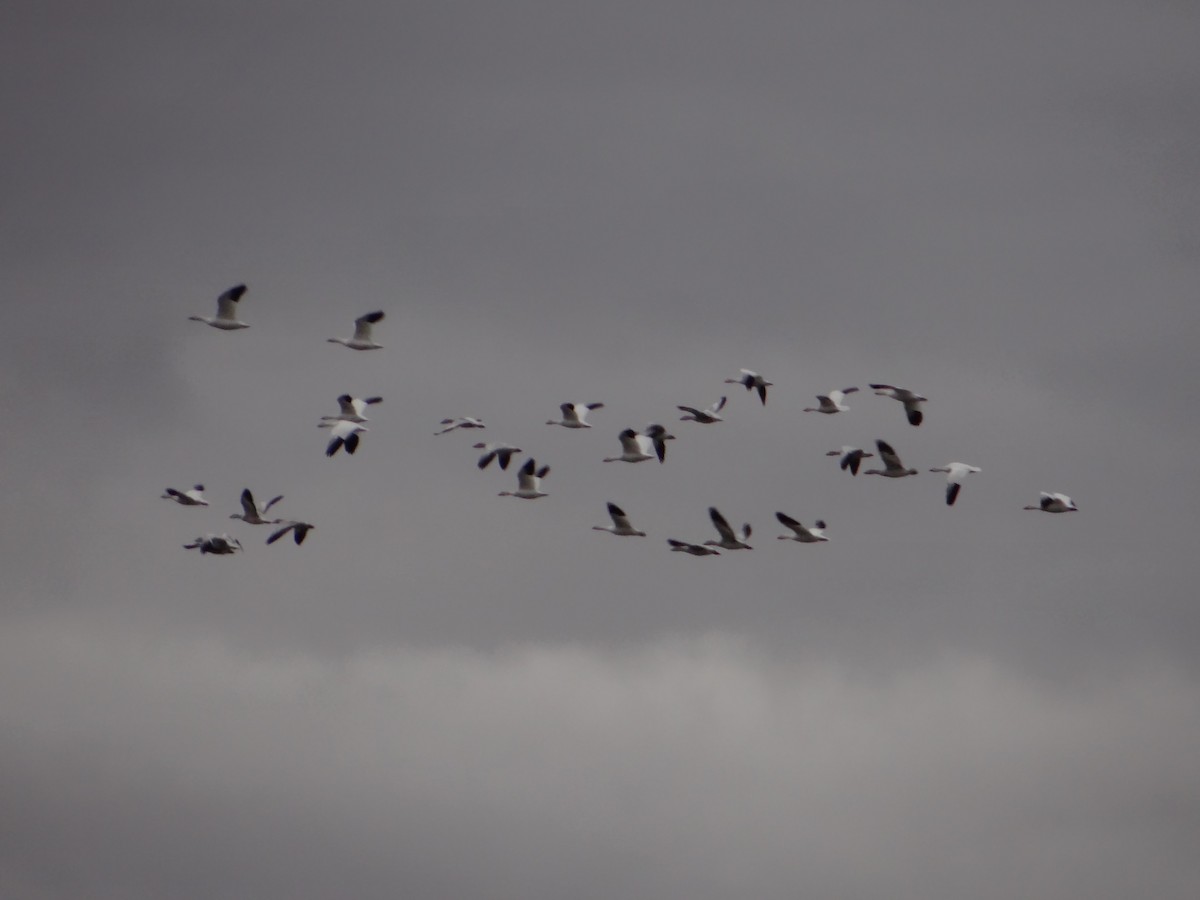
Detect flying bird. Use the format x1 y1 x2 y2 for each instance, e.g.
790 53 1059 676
473 441 521 470
498 458 550 499
266 520 315 546
826 446 875 476
546 402 605 429
803 387 859 414
667 539 721 556
436 416 485 435
592 502 647 537
188 284 249 330
928 462 982 506
705 507 752 550
603 429 656 463
678 396 726 423
864 439 919 478
775 512 830 543
229 488 283 524
1023 492 1079 513
321 394 382 424
642 423 676 463
869 384 927 426
161 484 209 507
327 311 385 350
182 533 243 555
320 420 367 457
725 369 772 405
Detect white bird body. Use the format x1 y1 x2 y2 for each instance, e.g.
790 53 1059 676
499 458 550 498
775 512 829 543
705 507 752 550
320 420 367 457
436 416 485 435
188 284 249 330
604 428 655 463
870 383 927 426
266 520 315 545
725 369 772 405
1024 492 1079 513
321 394 382 424
546 402 604 428
864 439 919 478
473 441 521 470
826 446 875 476
183 533 243 555
592 502 646 536
929 462 981 506
804 387 859 414
162 484 209 506
230 488 283 524
328 311 385 350
678 396 726 423
667 539 721 556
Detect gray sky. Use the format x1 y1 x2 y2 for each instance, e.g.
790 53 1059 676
3 2 1200 897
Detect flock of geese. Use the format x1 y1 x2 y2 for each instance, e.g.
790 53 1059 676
165 285 1079 556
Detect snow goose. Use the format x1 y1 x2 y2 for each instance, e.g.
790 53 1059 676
869 384 927 426
498 458 550 498
327 311 385 350
320 420 367 457
678 396 726 423
725 369 772 405
1023 492 1079 513
643 423 676 463
803 387 859 414
603 429 655 463
188 284 249 330
321 394 382 424
705 507 752 550
266 520 315 546
667 539 721 556
592 502 647 537
161 484 209 507
473 441 521 470
229 488 283 524
546 402 605 429
775 512 829 543
863 439 919 478
928 462 981 506
436 416 485 435
825 446 875 476
183 533 243 555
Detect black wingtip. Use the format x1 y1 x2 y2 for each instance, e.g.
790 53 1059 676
908 409 923 426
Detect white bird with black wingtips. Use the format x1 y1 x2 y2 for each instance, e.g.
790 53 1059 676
1023 492 1079 513
183 534 243 555
188 284 249 330
321 394 382 424
473 442 521 470
705 507 752 550
603 429 655 463
229 488 283 524
803 387 859 414
725 369 772 405
775 512 829 543
498 458 550 499
870 384 927 426
546 402 605 429
667 539 721 556
162 484 209 507
678 396 726 423
864 440 919 478
826 446 875 476
436 416 485 435
320 420 367 457
328 311 385 350
592 502 647 537
266 520 315 546
929 462 981 506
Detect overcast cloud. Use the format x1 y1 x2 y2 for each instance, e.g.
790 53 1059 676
3 2 1199 898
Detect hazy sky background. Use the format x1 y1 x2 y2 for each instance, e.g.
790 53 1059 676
3 2 1200 897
